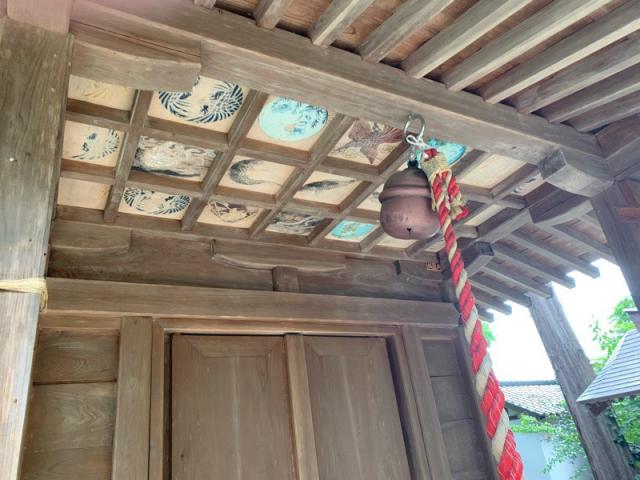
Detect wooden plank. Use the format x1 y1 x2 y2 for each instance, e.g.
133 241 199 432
181 90 268 231
73 0 604 166
172 335 295 479
46 277 459 325
570 90 640 132
509 231 599 278
304 336 412 479
529 293 636 479
0 18 72 480
33 332 119 384
66 99 131 132
7 0 72 31
22 446 112 480
24 383 115 453
103 90 153 222
285 335 320 480
401 328 452 480
51 221 131 255
541 62 640 124
402 0 525 78
254 0 294 29
515 37 640 114
481 1 640 104
485 261 552 298
442 0 610 91
112 317 152 480
358 0 453 63
148 321 168 480
39 314 122 332
310 0 375 47
592 183 640 307
492 242 575 288
70 22 201 91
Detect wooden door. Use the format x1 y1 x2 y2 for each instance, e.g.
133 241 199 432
303 336 411 480
172 335 296 480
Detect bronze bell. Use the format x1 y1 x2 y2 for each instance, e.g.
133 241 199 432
379 164 439 240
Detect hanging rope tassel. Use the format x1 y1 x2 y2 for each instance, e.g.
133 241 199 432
422 151 525 480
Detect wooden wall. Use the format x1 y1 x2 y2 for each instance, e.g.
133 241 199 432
21 325 119 480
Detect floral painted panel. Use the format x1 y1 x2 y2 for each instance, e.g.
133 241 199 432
327 220 376 242
118 187 191 220
67 75 136 110
133 137 217 182
330 120 403 166
357 185 383 212
199 201 262 228
219 157 294 195
63 121 123 167
294 172 358 205
246 96 331 151
148 76 247 133
57 178 110 210
267 211 323 236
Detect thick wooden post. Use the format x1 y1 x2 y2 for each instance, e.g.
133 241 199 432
529 293 635 480
592 182 640 308
0 17 71 479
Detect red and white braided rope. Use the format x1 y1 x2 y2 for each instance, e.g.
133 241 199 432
422 151 524 480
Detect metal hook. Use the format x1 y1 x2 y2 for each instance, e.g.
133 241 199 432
403 113 426 143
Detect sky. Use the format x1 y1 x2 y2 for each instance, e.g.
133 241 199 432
488 259 633 381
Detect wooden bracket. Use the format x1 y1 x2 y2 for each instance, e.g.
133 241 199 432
539 150 613 197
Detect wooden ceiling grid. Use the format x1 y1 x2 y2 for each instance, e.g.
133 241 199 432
53 0 640 320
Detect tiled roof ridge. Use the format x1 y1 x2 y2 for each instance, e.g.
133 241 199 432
501 380 558 386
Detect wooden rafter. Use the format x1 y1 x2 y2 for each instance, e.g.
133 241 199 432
514 37 640 114
402 0 525 78
481 1 640 104
310 0 376 47
485 261 552 298
71 0 604 166
473 275 531 308
541 223 615 263
253 0 294 29
570 90 640 132
442 0 610 92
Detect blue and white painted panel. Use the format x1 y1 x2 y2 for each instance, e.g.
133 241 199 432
219 157 294 195
63 121 123 167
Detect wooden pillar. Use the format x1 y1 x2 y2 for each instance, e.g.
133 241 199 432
0 18 71 479
592 182 640 308
529 293 635 480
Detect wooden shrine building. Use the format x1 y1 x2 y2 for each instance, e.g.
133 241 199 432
1 0 640 479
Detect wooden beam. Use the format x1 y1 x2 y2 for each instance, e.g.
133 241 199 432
596 114 640 178
70 23 201 92
509 231 599 279
492 243 575 289
112 317 152 480
592 183 640 307
272 267 300 292
181 90 268 231
402 0 524 78
442 0 610 92
515 37 640 114
103 90 153 222
481 1 640 104
45 277 460 326
529 191 593 227
0 18 71 480
357 0 453 63
310 0 375 47
72 0 604 166
473 275 531 308
474 290 512 316
359 226 387 253
486 261 552 298
254 0 294 29
460 242 494 276
570 90 640 132
529 293 636 479
7 0 72 31
539 150 613 197
477 209 532 243
543 223 615 263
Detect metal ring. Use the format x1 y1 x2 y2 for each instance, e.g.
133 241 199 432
403 113 426 141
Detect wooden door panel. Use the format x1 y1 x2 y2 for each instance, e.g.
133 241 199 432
172 335 296 480
303 336 411 480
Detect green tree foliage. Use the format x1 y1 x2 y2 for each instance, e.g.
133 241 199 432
512 297 640 479
482 320 496 346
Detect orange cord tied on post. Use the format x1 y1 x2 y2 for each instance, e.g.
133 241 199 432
421 147 525 480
